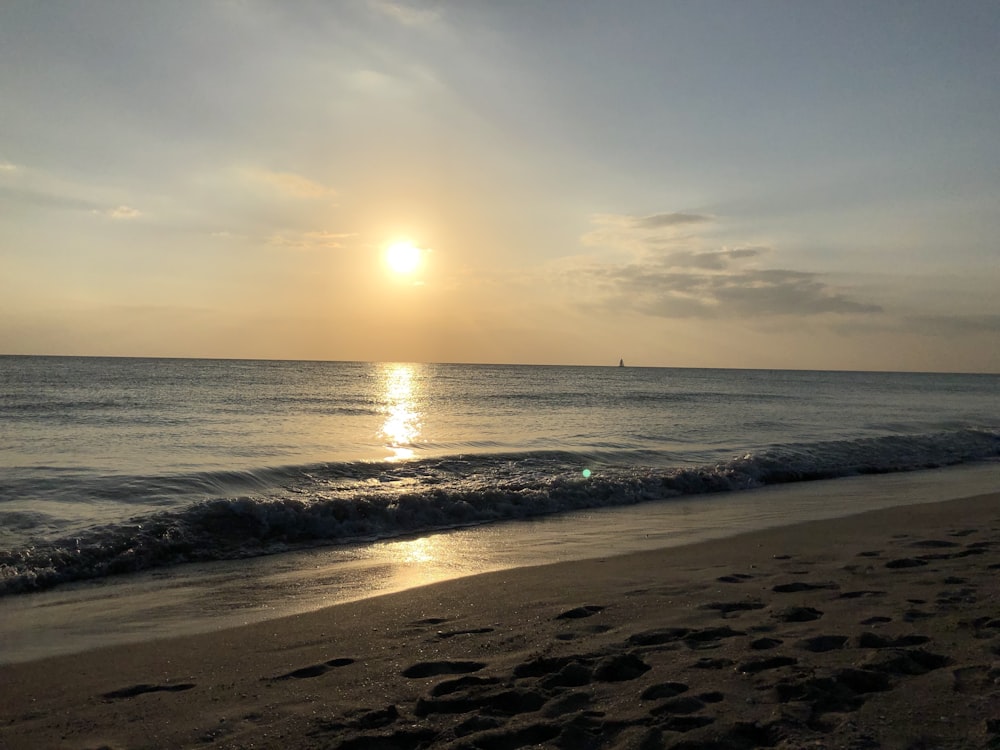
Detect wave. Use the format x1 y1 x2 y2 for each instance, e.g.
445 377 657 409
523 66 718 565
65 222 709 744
2 428 997 596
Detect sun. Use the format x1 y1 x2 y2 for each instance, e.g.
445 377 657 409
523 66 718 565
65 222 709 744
385 240 422 275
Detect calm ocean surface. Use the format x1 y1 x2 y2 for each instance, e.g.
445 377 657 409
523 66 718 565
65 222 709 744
2 355 999 597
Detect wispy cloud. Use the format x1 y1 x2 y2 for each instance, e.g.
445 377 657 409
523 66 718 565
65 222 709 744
267 230 356 250
106 205 141 220
632 212 711 229
369 0 442 26
244 168 337 199
662 247 765 270
581 211 714 256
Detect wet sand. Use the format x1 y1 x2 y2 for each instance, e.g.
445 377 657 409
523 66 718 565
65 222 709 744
2 491 999 749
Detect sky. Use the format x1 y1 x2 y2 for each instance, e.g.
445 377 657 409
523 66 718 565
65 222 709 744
1 1 998 372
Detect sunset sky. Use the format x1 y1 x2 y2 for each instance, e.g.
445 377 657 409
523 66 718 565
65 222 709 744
2 1 998 371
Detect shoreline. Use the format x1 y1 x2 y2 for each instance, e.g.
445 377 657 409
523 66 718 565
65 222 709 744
2 462 998 666
3 488 1000 749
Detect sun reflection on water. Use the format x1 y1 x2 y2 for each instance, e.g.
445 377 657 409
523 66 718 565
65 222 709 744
379 364 422 461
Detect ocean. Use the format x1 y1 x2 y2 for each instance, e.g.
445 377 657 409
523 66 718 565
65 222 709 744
2 355 1000 661
2 356 999 600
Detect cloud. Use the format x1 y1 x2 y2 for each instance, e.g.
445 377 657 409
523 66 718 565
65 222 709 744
0 162 17 172
244 168 337 199
588 261 883 318
369 0 442 26
574 209 881 319
581 211 714 255
267 230 356 250
662 246 765 270
631 212 711 229
106 205 141 220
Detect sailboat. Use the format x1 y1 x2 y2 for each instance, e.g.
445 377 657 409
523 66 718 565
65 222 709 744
618 357 625 368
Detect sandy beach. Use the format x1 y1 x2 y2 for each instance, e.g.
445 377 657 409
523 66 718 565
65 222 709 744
3 490 1000 750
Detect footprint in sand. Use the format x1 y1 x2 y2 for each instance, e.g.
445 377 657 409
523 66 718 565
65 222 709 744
540 662 592 688
856 632 929 648
862 648 951 675
453 723 561 748
626 627 691 646
272 657 355 681
402 660 487 678
798 635 849 653
649 695 706 715
839 590 886 599
593 653 651 682
414 687 546 717
908 539 961 549
431 675 501 697
541 691 591 718
775 667 890 717
860 615 892 625
683 626 747 651
772 581 838 593
959 616 1000 638
101 683 196 700
316 704 402 732
774 606 823 623
334 728 437 750
657 714 716 732
737 655 798 674
555 623 613 641
555 605 605 620
640 681 689 700
953 664 1000 694
717 573 754 583
436 627 495 639
514 655 583 679
412 617 449 625
691 656 734 669
699 599 766 617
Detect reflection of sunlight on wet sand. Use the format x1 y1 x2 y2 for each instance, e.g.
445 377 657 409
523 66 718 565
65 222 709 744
396 536 435 563
379 364 422 461
375 534 469 592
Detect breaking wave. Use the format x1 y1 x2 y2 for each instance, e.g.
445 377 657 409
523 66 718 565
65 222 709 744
2 428 997 596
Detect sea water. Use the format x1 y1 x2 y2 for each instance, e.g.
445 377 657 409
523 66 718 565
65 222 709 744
2 356 1000 662
2 356 999 597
